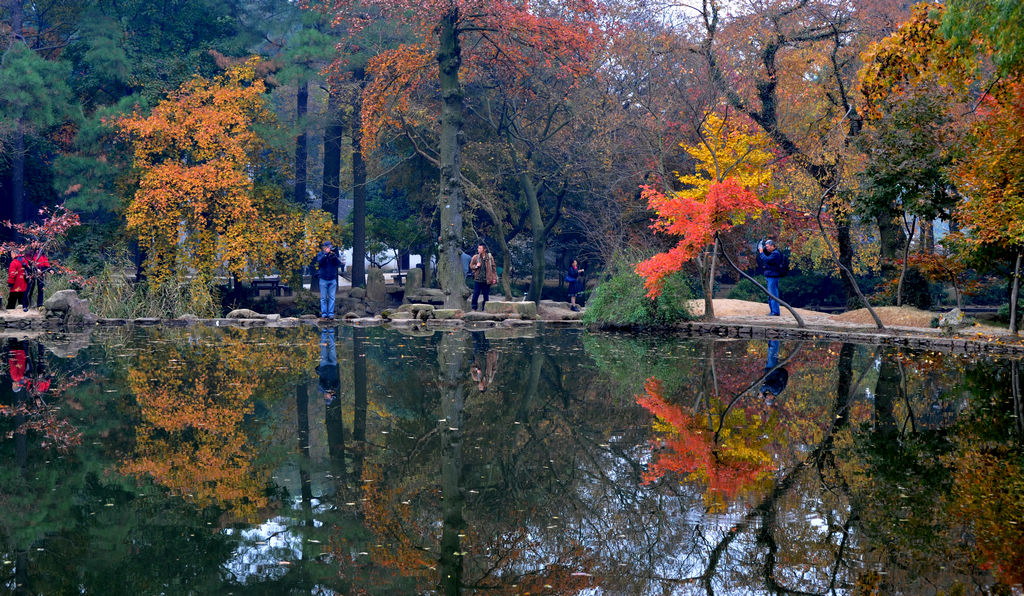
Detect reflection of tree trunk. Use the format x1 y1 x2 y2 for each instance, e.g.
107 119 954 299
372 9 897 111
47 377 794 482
14 550 28 596
515 342 544 423
325 385 345 471
874 350 901 441
297 382 313 526
437 333 466 595
835 344 854 430
352 327 367 481
15 391 27 471
1013 360 1022 442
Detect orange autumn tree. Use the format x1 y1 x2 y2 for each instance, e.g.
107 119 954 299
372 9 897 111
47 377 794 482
635 112 784 321
956 80 1024 334
118 59 333 314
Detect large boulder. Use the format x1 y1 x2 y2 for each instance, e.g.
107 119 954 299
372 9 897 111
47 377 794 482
538 301 583 321
406 267 423 291
43 290 92 322
484 300 538 319
939 308 971 332
432 309 461 320
226 308 264 319
404 288 446 306
366 268 387 302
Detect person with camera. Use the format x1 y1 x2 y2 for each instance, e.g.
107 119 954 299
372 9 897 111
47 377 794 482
757 238 785 316
313 240 343 319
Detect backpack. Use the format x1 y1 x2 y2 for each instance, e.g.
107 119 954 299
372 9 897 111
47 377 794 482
779 249 790 277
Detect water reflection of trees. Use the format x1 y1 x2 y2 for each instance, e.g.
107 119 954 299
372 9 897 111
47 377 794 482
351 333 1023 594
121 327 318 522
2 327 1022 594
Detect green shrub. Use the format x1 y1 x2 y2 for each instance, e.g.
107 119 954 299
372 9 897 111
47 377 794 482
582 266 694 328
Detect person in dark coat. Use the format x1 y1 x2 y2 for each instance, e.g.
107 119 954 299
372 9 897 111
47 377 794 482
22 249 49 311
313 241 343 319
566 259 585 311
756 239 784 316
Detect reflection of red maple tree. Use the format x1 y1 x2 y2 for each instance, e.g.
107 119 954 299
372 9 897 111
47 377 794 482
637 378 774 508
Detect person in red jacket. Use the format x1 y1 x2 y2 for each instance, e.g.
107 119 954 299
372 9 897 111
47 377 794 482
7 254 28 310
22 249 50 311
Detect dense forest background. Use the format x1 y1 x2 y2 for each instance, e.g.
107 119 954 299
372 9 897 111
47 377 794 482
1 0 1022 322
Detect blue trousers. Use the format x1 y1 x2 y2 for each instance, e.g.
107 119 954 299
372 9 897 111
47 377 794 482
766 276 781 316
319 278 337 317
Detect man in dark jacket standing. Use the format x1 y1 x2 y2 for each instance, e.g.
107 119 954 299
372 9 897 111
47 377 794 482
314 241 343 319
757 239 784 316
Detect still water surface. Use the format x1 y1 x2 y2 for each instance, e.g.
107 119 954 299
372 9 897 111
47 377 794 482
1 325 1022 595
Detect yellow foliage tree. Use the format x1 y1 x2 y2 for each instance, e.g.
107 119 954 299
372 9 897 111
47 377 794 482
637 111 774 319
118 59 334 313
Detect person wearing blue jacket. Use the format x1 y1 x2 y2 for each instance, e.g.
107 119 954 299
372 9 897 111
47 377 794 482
313 241 343 319
756 239 784 316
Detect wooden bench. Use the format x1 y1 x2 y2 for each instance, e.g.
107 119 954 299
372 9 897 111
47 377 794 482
251 277 292 297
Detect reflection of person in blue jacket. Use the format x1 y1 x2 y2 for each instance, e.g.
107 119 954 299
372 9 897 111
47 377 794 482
317 328 339 404
759 340 789 405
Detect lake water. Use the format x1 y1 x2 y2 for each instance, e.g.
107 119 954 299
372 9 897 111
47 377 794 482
1 325 1022 595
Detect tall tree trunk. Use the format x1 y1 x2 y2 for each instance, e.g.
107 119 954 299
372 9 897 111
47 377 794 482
294 80 308 205
11 121 26 224
896 216 917 307
322 83 343 224
920 219 934 254
351 72 367 288
836 215 857 308
877 213 904 277
1011 250 1022 335
522 174 562 303
435 9 467 309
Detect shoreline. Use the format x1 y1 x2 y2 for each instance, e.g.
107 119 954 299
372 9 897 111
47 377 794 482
3 310 1023 356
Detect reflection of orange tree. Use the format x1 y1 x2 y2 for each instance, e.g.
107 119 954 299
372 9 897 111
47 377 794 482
359 464 435 587
358 468 600 593
638 378 774 511
121 328 317 522
949 447 1024 586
